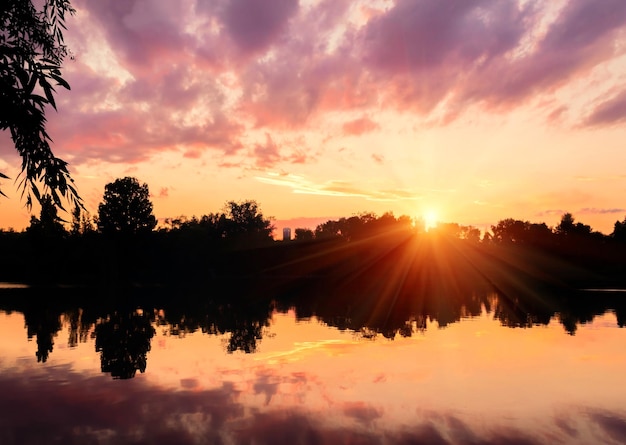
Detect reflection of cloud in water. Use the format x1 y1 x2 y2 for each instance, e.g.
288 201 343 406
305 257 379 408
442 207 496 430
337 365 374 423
342 401 383 425
2 304 626 444
1 365 625 444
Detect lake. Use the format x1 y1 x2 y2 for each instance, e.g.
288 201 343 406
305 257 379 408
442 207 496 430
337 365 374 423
1 284 625 444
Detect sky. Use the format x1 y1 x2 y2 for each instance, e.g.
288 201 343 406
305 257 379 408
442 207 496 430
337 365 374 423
1 0 626 235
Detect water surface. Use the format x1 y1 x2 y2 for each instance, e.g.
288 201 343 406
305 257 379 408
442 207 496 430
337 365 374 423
1 288 625 444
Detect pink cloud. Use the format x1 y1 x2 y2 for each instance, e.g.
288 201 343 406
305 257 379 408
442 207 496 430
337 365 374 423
40 0 626 173
48 60 244 165
343 117 380 136
252 134 314 168
254 134 281 168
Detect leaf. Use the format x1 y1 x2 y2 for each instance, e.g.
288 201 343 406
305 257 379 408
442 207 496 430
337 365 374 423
40 79 57 109
50 73 70 90
31 184 42 203
15 65 29 89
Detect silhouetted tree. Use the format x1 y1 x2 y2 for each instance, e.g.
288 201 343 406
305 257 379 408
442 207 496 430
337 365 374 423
80 211 96 234
460 225 481 242
611 217 626 243
69 204 81 236
313 212 414 242
491 218 530 243
315 219 342 239
527 222 553 246
26 194 66 238
97 177 156 236
556 213 592 238
0 0 80 208
295 228 314 241
556 213 576 236
222 200 274 245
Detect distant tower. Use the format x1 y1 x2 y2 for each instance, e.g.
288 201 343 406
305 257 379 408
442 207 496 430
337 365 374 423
283 227 291 241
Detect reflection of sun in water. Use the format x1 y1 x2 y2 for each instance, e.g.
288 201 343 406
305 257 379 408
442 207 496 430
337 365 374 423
424 210 438 231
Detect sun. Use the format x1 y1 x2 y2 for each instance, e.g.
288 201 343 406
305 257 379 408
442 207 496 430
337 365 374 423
424 210 438 232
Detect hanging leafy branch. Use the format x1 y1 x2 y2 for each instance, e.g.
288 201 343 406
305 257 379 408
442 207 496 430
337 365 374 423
0 0 80 210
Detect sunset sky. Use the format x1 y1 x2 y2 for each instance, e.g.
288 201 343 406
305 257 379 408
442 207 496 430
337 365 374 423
1 0 626 234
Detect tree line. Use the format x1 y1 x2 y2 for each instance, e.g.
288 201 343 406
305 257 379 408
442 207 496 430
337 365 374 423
1 175 625 287
15 175 626 244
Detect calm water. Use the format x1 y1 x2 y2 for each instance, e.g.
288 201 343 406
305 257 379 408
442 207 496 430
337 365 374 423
1 286 625 445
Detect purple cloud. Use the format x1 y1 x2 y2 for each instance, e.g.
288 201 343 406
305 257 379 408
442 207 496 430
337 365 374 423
583 90 626 127
459 0 626 110
579 208 626 215
38 0 626 171
220 0 298 57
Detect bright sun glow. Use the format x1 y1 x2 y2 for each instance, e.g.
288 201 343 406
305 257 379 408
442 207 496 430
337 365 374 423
424 210 438 231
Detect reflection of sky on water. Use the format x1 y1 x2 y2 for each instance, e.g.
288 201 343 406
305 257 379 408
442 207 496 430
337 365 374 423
1 308 626 444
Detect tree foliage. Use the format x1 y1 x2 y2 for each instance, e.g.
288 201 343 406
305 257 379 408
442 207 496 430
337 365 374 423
612 216 626 243
556 212 591 237
314 212 414 241
26 194 66 238
294 228 314 241
0 0 78 209
222 200 274 241
97 177 156 236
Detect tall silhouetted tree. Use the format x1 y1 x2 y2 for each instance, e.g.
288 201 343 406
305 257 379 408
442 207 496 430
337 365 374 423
612 217 626 243
70 204 81 236
556 213 576 236
26 194 66 238
97 177 156 236
222 200 274 245
556 213 592 238
0 0 80 209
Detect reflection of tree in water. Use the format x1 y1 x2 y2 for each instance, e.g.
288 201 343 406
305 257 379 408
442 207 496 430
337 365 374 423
4 281 626 375
281 281 490 341
65 308 91 348
215 302 271 354
491 295 554 330
616 305 626 328
22 307 62 363
157 299 273 354
94 310 155 379
224 319 265 353
281 282 626 339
